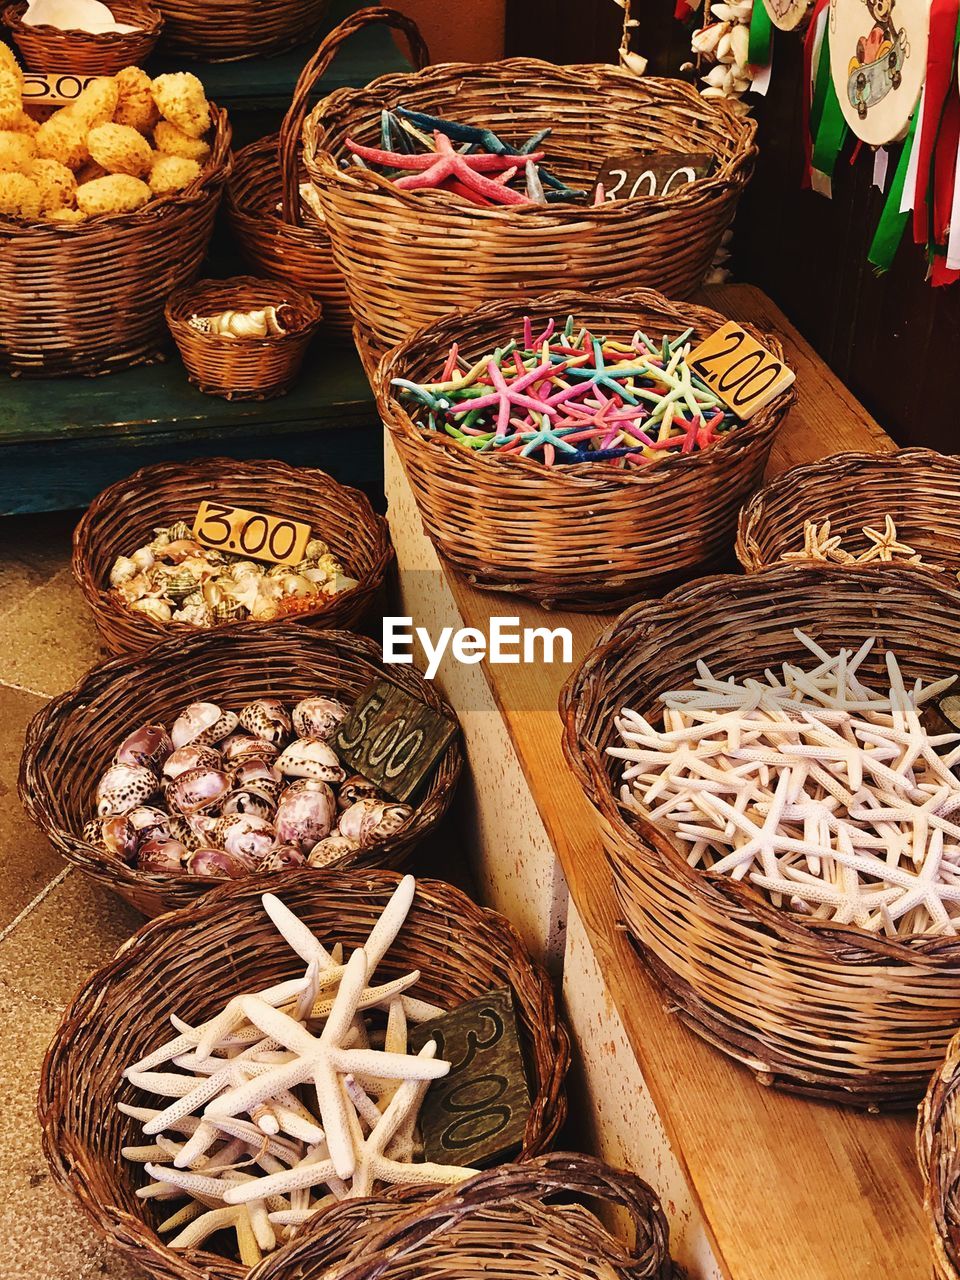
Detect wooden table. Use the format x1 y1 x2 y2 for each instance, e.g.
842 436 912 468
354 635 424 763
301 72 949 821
385 285 922 1280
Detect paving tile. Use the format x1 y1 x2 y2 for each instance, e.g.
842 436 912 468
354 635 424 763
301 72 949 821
0 567 104 697
0 510 78 621
86 1245 152 1279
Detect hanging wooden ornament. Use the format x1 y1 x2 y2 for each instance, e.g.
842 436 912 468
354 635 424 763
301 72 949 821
764 0 814 32
829 0 930 144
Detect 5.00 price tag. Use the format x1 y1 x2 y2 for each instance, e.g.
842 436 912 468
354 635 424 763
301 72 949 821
688 322 796 420
335 679 456 803
22 73 99 105
192 501 312 567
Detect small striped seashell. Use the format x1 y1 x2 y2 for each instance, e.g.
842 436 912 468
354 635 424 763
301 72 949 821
109 555 138 587
168 520 192 541
211 600 245 623
182 589 205 608
305 539 330 560
165 570 199 603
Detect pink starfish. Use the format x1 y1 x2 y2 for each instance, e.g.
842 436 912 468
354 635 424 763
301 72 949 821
347 133 543 206
453 356 587 436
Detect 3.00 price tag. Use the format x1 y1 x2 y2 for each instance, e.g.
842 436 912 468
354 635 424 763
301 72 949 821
192 501 311 567
688 322 796 420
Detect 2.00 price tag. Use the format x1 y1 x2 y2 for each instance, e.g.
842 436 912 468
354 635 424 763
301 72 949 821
192 501 312 567
688 322 796 420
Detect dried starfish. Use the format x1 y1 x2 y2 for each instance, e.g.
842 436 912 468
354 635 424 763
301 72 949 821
859 513 918 563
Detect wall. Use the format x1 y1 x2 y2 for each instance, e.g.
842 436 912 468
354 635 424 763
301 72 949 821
399 0 505 62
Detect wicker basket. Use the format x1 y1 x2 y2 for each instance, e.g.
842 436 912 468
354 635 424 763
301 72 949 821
561 563 960 1107
226 8 430 338
302 63 757 356
166 276 322 400
153 0 329 60
38 870 570 1280
0 105 230 378
247 1152 673 1280
20 628 462 916
375 288 796 610
919 1031 960 1280
737 448 960 576
4 0 162 71
72 458 392 654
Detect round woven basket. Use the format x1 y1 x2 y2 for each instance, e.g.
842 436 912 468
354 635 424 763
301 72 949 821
375 287 796 610
226 8 430 338
737 448 960 575
919 1031 960 1280
302 63 757 356
0 104 230 378
72 458 392 654
20 628 462 917
246 1153 673 1280
153 0 329 60
4 0 162 71
561 563 960 1107
38 870 571 1280
166 276 322 400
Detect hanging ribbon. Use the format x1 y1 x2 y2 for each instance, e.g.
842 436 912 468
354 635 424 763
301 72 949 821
867 110 921 271
912 0 960 247
810 20 849 188
748 0 774 67
802 0 831 187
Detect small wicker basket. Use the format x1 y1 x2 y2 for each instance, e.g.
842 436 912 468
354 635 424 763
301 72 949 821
561 563 960 1107
375 288 796 610
303 61 757 355
4 0 162 71
20 628 462 917
226 7 430 338
38 870 571 1280
247 1153 674 1280
153 0 329 60
737 448 960 575
72 458 392 654
919 1031 960 1280
166 276 322 400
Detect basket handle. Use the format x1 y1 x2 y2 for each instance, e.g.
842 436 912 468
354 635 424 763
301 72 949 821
278 6 431 227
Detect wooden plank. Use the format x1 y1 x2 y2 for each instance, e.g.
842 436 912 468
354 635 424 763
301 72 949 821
410 285 921 1280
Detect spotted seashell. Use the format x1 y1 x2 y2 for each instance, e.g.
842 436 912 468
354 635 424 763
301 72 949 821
275 779 336 852
337 774 383 811
166 813 202 851
222 788 276 821
168 520 192 541
138 838 189 874
292 697 350 741
126 806 172 843
307 834 361 868
233 759 284 799
188 812 218 845
186 846 253 878
238 699 291 745
211 812 277 861
109 555 138 588
258 845 306 872
167 766 232 817
115 723 173 775
276 736 345 782
171 702 238 749
221 733 280 768
338 799 413 846
84 815 139 861
97 763 159 817
163 743 222 781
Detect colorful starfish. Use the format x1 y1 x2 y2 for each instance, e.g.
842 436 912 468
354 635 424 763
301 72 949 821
346 132 542 206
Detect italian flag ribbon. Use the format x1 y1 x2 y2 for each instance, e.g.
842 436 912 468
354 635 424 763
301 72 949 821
867 109 920 271
748 0 774 67
803 0 848 191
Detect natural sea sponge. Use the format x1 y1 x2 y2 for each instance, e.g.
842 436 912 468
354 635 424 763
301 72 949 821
0 68 22 131
149 153 200 195
0 129 35 173
76 173 150 216
68 77 119 129
7 109 39 135
153 119 210 163
88 122 153 177
0 170 41 219
35 113 88 169
31 158 77 212
0 42 22 84
113 66 159 132
45 206 86 223
151 72 210 139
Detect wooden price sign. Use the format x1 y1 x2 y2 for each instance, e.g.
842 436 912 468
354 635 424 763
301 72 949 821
334 679 456 803
192 501 311 567
409 987 531 1168
688 322 795 419
597 150 714 201
22 73 100 105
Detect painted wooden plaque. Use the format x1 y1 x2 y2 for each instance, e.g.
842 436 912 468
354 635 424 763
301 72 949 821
829 0 928 145
688 322 796 419
409 986 531 1168
764 0 813 31
192 501 312 567
596 151 714 202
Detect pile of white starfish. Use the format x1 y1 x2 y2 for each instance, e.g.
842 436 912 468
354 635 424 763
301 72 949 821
119 876 477 1265
611 631 960 937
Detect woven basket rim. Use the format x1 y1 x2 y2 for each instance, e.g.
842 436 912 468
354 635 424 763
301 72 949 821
560 559 960 962
304 64 756 222
165 274 323 345
375 286 797 484
918 1030 960 1280
4 0 163 36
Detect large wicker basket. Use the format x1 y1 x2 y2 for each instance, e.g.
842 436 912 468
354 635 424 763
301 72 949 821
153 0 329 60
247 1153 673 1280
375 288 796 610
737 448 960 575
20 627 462 917
4 0 163 72
0 105 230 377
561 563 960 1107
38 870 571 1280
72 458 392 654
303 62 757 355
919 1031 960 1280
226 7 430 338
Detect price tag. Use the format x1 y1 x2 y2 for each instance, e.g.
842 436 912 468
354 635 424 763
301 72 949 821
22 73 100 105
688 322 796 419
596 150 714 201
335 678 456 803
192 501 312 567
409 987 531 1168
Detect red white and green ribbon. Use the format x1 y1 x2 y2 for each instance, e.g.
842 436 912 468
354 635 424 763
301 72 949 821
804 0 847 194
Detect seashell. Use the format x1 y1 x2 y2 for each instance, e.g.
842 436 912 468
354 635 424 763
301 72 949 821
182 589 205 608
188 812 218 845
230 560 265 579
338 798 413 846
276 737 345 782
173 603 213 627
233 758 284 800
165 539 206 564
97 763 158 817
305 539 330 560
238 699 291 745
292 696 350 741
131 547 155 573
337 773 383 810
275 779 336 852
306 834 361 868
222 788 276 821
109 555 138 587
149 527 173 551
171 702 238 749
167 813 202 851
221 733 280 768
211 600 246 623
137 838 189 874
130 598 173 623
211 812 277 861
258 845 306 873
163 743 222 780
84 815 139 861
185 846 253 878
279 573 319 598
167 766 232 817
125 805 172 843
114 723 173 774
167 520 193 541
165 570 200 603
